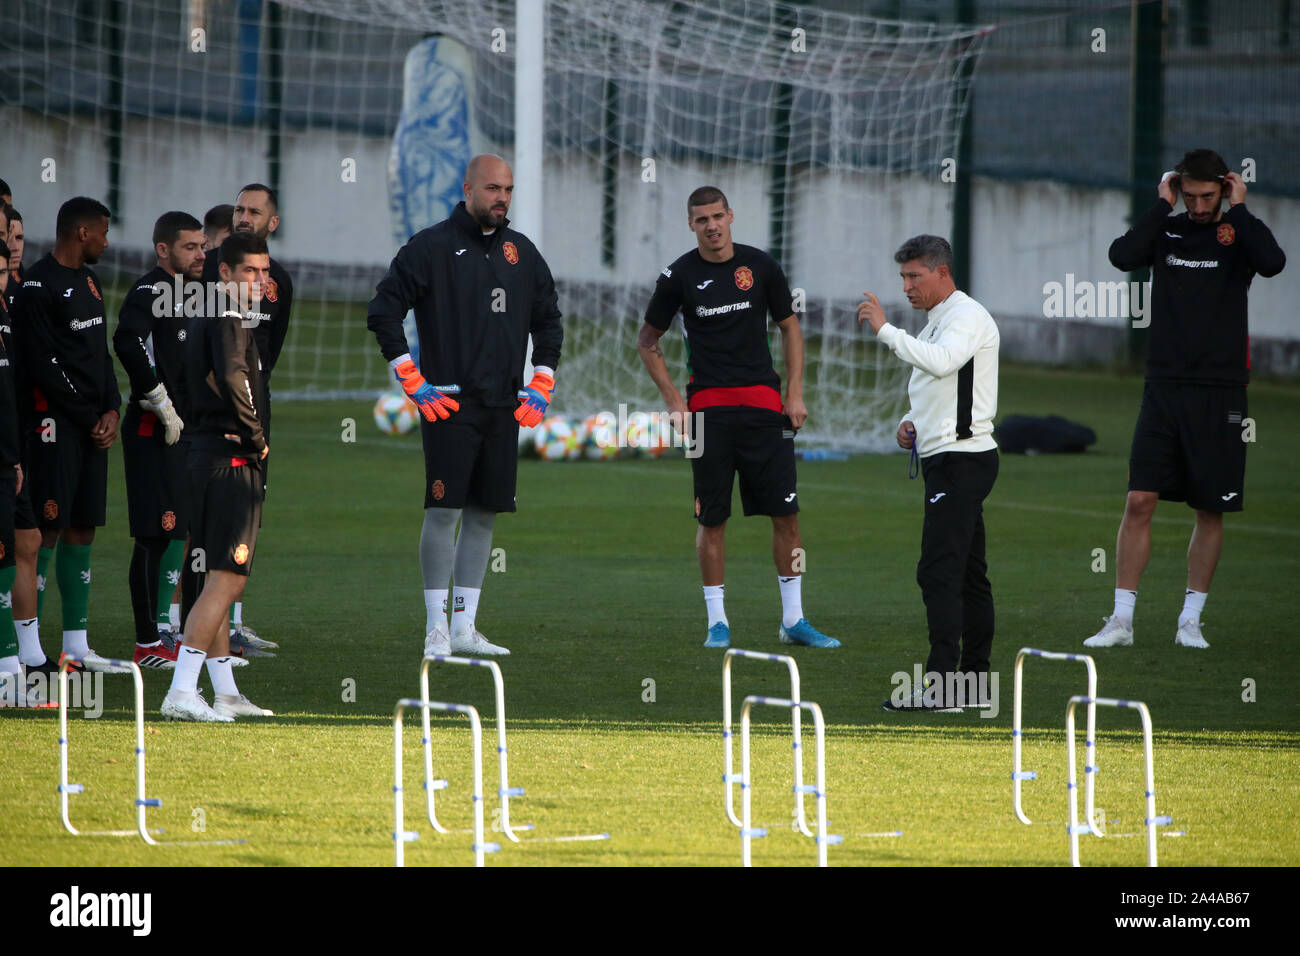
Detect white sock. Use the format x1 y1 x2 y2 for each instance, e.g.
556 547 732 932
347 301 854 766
1112 589 1137 626
15 618 45 666
703 585 727 627
0 655 20 677
170 645 206 694
425 589 449 634
451 586 481 636
206 656 240 696
62 628 90 658
232 602 243 627
778 575 803 628
1179 589 1207 627
168 603 181 628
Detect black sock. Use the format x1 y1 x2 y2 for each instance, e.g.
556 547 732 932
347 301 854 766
129 537 171 645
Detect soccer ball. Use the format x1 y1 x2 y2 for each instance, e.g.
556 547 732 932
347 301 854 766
623 411 651 457
643 414 680 459
373 392 419 435
583 411 621 460
534 416 584 461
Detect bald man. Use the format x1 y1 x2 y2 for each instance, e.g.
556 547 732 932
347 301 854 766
367 154 563 658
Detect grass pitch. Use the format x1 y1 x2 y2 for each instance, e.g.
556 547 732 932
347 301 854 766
2 362 1297 867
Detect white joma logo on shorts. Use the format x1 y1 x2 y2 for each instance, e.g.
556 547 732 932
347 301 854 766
929 492 946 503
1221 492 1238 501
784 492 796 502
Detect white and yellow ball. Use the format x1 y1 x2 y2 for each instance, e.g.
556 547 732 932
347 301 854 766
373 392 420 435
583 411 621 460
534 416 584 461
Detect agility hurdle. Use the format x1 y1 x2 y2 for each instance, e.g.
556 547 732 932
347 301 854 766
722 649 812 837
393 697 496 867
1066 696 1170 867
419 655 609 846
1012 647 1101 837
740 696 840 867
58 656 160 844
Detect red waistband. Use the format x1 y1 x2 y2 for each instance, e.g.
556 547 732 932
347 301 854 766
688 385 783 413
231 457 248 467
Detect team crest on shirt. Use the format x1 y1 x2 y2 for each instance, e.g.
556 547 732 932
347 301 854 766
234 544 249 565
733 266 754 291
87 277 102 300
161 510 177 532
503 242 519 265
44 500 58 520
431 479 446 501
262 277 279 302
1216 224 1235 246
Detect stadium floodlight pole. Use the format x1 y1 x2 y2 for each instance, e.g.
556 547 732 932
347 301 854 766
58 656 160 845
740 696 840 867
513 0 545 240
722 649 812 838
393 697 497 867
1012 648 1101 837
1066 696 1169 868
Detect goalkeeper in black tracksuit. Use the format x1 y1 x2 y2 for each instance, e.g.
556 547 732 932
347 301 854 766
1085 147 1286 651
367 154 563 660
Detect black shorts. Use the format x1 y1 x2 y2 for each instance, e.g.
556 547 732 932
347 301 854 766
1129 382 1248 512
122 408 190 540
0 474 14 570
27 414 108 529
188 451 263 576
691 407 799 526
420 403 519 512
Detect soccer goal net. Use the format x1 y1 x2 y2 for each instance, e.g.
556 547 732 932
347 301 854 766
2 0 989 451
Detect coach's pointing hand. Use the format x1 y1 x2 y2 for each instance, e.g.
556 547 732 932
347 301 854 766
857 292 887 334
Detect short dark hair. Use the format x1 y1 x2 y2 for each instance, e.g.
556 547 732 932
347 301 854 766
237 183 278 212
1175 148 1228 184
0 240 9 262
152 211 204 248
6 206 20 224
0 179 10 200
219 232 269 269
56 197 111 239
894 234 954 273
204 203 234 233
687 186 729 215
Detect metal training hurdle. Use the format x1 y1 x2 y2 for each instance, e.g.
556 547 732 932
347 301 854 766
393 697 495 867
722 649 813 838
1066 696 1170 867
740 696 840 867
419 654 609 847
58 656 160 844
1012 647 1102 837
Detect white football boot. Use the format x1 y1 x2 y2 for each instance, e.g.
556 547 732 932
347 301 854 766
1083 616 1134 648
214 693 274 717
161 689 234 722
450 628 510 657
1174 620 1209 649
423 624 451 658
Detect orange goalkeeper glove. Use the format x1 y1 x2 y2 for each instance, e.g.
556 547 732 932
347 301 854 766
393 358 460 421
514 371 555 428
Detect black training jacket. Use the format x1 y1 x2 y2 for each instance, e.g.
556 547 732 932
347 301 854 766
1109 200 1286 385
367 202 562 406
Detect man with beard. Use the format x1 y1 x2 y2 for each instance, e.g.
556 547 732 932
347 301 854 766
367 154 563 658
113 211 204 669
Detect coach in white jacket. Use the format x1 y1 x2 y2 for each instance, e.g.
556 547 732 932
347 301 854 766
858 235 1000 711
